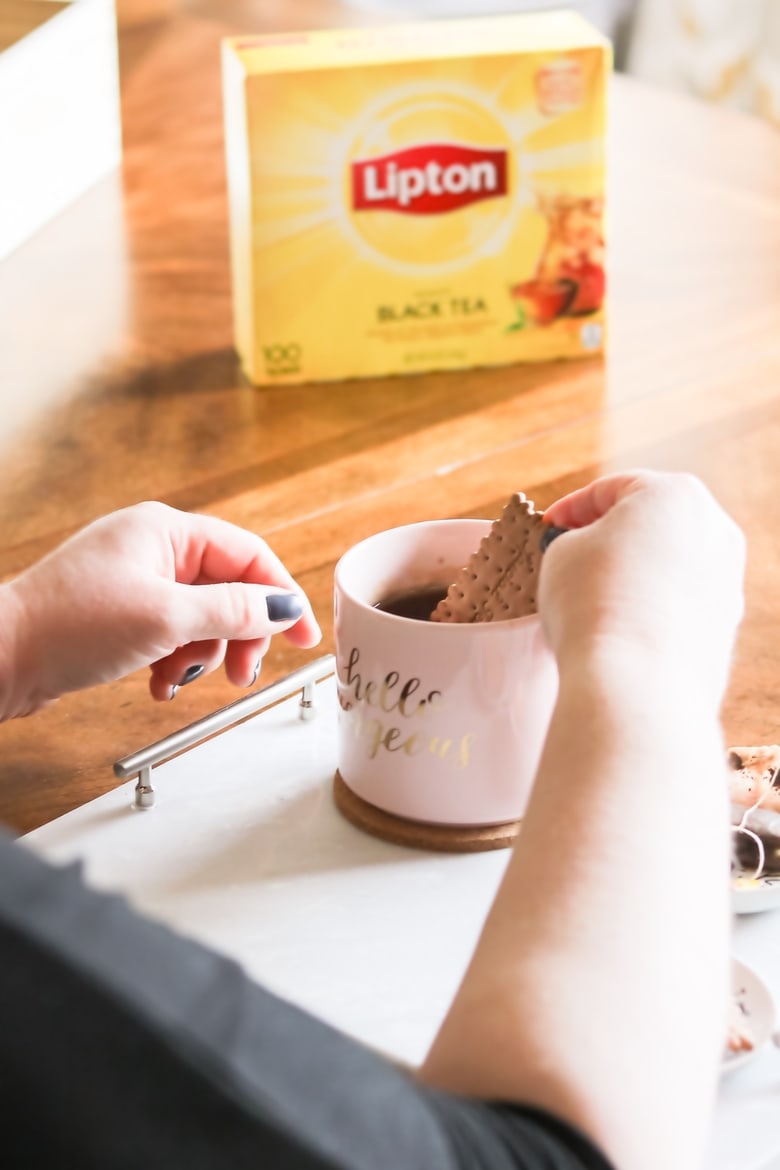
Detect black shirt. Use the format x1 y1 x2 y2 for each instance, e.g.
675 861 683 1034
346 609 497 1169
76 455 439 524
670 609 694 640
0 833 614 1170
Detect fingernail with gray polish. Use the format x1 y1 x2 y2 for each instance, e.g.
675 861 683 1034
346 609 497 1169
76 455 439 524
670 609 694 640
248 659 262 687
540 525 569 553
180 664 205 686
267 594 304 622
169 685 178 701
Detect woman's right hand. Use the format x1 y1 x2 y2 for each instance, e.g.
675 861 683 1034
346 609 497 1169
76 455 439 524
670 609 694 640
539 470 746 703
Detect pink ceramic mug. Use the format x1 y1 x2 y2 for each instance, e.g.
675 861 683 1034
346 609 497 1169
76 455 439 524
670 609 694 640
334 519 559 827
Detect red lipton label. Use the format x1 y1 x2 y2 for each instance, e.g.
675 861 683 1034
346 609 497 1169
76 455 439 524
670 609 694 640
352 143 508 215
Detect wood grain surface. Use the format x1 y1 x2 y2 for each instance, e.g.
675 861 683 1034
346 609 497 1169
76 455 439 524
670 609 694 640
2 1 780 833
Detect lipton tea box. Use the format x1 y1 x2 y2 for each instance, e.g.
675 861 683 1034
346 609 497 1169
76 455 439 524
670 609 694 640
221 11 610 385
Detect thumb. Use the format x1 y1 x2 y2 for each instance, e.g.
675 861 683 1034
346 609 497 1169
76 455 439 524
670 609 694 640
544 472 646 529
171 581 308 643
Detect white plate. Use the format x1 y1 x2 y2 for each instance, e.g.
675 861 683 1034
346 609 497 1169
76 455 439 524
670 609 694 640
723 959 777 1074
731 872 780 915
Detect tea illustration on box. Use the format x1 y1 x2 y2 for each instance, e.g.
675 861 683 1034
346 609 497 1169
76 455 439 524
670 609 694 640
508 193 605 330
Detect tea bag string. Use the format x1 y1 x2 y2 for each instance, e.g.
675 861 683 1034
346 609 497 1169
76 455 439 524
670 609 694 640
731 762 778 880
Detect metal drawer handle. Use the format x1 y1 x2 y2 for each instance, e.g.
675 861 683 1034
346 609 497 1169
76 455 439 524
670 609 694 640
113 654 336 809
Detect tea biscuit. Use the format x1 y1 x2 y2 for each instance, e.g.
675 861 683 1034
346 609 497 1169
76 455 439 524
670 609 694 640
431 492 548 623
728 745 780 814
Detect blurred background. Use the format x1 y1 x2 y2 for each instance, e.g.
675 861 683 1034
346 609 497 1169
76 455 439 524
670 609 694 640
2 0 776 428
345 0 780 123
2 0 776 291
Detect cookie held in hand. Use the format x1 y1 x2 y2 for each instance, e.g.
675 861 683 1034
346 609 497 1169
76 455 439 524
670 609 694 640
431 492 559 624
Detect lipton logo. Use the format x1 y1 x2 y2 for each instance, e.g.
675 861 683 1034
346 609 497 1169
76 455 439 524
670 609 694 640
352 143 508 215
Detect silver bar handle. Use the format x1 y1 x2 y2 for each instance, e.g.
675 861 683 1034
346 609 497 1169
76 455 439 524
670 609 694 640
114 654 336 809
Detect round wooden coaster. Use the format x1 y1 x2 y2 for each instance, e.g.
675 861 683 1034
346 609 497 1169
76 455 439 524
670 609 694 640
333 771 520 853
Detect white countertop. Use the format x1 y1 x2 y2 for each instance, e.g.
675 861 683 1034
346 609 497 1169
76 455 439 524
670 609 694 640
23 670 780 1170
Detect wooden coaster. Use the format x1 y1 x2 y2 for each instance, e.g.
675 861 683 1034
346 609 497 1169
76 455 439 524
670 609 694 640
333 771 520 853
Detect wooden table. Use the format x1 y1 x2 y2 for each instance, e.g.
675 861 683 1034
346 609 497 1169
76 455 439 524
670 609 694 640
2 0 780 834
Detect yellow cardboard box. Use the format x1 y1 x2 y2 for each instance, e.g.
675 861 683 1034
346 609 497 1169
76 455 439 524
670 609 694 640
222 11 610 386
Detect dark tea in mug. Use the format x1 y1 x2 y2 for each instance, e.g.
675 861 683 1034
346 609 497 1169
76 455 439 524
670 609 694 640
373 584 448 622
